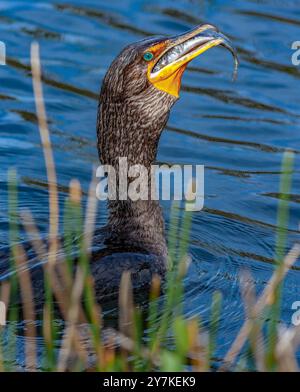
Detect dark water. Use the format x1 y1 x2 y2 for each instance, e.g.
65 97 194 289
0 0 300 366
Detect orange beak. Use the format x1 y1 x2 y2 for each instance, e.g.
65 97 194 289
146 24 238 98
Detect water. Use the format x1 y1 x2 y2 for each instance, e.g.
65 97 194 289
0 0 300 367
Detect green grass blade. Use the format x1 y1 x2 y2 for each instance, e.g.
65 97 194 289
266 150 294 370
207 291 222 368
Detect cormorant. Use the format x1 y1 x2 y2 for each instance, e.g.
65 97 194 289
93 24 237 300
1 24 238 305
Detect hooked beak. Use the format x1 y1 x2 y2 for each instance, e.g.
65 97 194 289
147 24 239 98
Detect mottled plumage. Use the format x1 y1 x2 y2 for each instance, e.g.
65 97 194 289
94 37 178 297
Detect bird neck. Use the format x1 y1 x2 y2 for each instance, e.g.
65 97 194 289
97 92 175 257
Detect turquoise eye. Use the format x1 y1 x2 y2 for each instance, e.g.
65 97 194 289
143 52 154 62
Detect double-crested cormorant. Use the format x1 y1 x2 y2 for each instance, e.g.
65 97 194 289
92 24 237 299
2 24 238 304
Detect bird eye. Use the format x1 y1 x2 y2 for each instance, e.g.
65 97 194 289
143 52 154 62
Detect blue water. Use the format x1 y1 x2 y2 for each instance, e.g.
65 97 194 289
0 0 300 367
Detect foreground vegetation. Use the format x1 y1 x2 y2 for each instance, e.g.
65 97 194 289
0 43 299 372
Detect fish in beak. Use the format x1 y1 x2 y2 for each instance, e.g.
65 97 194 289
146 24 239 97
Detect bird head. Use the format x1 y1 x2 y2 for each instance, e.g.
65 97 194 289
98 24 238 168
100 24 238 103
